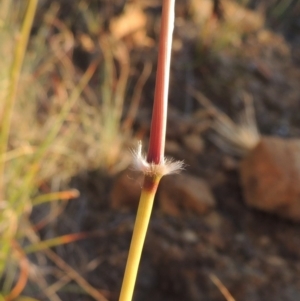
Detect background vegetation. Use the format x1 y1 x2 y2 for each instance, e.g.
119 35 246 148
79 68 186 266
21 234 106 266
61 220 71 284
1 0 300 300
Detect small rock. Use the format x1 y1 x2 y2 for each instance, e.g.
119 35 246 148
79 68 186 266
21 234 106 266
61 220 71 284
240 136 300 222
258 236 271 247
180 229 198 243
206 232 226 250
266 256 286 267
203 211 223 230
222 155 238 171
183 134 205 154
110 169 143 210
158 174 216 216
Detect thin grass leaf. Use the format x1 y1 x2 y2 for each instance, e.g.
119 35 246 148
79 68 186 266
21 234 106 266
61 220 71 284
45 249 109 301
4 241 29 301
0 0 38 200
24 232 88 254
0 146 33 163
32 189 79 206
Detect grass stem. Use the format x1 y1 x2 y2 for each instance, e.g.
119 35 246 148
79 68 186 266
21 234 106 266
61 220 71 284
119 1 176 300
147 0 175 164
119 176 160 301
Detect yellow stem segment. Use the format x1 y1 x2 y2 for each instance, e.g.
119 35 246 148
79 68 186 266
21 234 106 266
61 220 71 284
119 176 161 301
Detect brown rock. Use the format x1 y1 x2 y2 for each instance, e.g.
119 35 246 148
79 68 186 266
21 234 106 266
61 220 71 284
183 134 205 154
158 174 216 216
203 211 224 230
240 136 300 221
222 155 239 171
110 169 143 210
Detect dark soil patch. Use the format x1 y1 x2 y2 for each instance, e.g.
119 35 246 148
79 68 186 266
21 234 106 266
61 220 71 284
32 1 300 300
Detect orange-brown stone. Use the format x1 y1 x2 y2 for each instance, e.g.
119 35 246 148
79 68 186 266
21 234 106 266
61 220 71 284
240 136 300 221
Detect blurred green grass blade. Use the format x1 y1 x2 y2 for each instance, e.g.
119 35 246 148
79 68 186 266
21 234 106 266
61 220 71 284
11 163 39 215
31 59 98 160
0 0 38 276
0 146 34 163
9 61 98 207
271 0 294 18
2 259 17 295
32 189 79 206
24 232 88 254
0 0 38 200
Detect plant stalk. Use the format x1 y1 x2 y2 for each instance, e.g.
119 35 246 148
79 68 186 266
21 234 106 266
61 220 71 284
119 1 175 301
118 176 160 301
147 0 175 164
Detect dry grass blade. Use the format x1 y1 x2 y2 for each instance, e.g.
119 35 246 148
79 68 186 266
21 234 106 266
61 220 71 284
8 60 98 210
22 221 62 301
43 274 71 298
189 87 260 156
33 59 99 162
32 189 79 206
96 35 131 170
44 249 109 301
4 241 29 301
100 34 128 128
122 61 152 131
27 264 62 301
45 254 107 297
24 232 89 254
113 40 130 126
0 146 34 163
32 200 68 231
23 218 108 300
209 274 236 301
0 0 38 277
0 0 38 201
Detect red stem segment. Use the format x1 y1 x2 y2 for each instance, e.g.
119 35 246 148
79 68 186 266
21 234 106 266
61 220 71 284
147 0 175 165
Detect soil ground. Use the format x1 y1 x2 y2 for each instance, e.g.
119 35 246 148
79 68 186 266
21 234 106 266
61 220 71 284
31 1 300 300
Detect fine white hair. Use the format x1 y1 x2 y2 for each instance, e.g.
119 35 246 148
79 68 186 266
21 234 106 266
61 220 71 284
132 141 184 177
